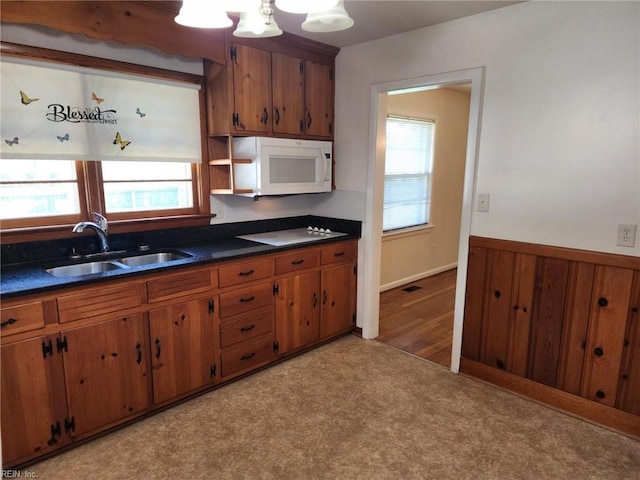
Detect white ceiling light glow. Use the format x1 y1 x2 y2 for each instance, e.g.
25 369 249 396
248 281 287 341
174 0 353 38
174 0 232 29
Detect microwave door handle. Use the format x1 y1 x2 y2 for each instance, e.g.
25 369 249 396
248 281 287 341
323 154 331 182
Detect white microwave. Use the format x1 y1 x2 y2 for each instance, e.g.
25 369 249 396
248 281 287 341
232 137 332 196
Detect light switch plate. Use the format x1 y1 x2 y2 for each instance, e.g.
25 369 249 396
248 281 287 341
477 193 490 212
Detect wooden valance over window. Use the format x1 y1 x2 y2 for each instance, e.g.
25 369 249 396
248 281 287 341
0 1 227 64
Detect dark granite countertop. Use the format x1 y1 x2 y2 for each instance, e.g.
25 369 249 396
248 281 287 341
1 216 361 299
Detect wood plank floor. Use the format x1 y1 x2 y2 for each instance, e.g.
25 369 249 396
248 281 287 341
378 269 457 368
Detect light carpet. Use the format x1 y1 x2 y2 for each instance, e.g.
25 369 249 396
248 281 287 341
25 335 640 479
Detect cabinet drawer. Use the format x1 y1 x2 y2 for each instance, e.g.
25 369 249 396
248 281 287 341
57 283 143 323
1 301 45 336
275 249 320 275
221 334 275 377
218 258 273 288
321 241 357 265
220 307 273 348
147 268 213 303
219 282 273 319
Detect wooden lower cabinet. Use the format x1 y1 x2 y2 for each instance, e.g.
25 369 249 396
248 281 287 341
461 236 640 437
320 263 356 339
1 336 69 466
149 297 217 405
2 239 359 468
275 271 320 354
61 315 148 437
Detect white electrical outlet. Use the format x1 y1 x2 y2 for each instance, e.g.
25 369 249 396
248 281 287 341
477 193 490 212
617 224 637 247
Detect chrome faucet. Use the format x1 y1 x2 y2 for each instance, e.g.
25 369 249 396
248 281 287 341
73 212 109 253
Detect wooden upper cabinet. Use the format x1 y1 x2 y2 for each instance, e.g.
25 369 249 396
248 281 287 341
305 60 334 138
272 52 305 136
231 44 272 134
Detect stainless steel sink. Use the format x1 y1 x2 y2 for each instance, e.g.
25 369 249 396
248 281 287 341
117 251 191 267
46 261 123 277
45 250 192 277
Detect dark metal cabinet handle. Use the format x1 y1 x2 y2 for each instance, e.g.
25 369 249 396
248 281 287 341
135 343 142 364
594 347 604 357
238 269 255 277
274 107 280 125
596 390 606 399
307 112 312 128
240 296 255 303
494 290 501 299
598 297 608 307
240 324 256 332
241 352 256 361
0 317 17 328
291 259 305 265
313 293 318 308
322 291 328 305
333 251 345 257
154 338 161 359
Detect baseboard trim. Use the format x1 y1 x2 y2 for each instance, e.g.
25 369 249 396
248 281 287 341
380 262 457 292
460 358 640 439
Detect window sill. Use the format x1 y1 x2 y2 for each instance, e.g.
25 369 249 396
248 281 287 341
382 224 435 242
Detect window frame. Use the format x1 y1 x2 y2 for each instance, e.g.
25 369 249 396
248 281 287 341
0 42 211 244
382 115 435 233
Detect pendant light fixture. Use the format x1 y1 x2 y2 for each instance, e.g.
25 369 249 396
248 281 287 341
302 1 353 32
234 0 283 38
175 0 353 37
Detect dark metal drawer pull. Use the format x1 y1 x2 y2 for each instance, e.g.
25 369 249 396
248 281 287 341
240 296 255 303
240 324 256 332
334 251 345 257
0 317 17 328
135 343 142 364
238 269 255 276
241 352 256 361
154 338 161 359
291 259 305 265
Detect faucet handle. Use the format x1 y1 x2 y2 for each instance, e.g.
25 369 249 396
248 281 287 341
91 212 108 233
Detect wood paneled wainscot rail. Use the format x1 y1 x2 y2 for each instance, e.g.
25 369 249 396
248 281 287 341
0 239 357 469
461 236 640 437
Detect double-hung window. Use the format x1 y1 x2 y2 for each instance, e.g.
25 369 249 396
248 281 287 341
383 116 435 232
0 46 207 238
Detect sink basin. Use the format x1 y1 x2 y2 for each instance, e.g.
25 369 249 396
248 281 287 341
117 251 191 267
46 261 123 277
45 250 192 277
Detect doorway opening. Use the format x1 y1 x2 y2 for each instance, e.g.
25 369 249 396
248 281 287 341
359 68 484 374
376 83 471 368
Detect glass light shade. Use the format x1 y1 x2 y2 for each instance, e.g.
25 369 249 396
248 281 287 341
302 0 353 32
275 0 339 14
175 0 233 28
234 9 283 38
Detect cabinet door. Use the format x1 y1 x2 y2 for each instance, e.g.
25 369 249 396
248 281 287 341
1 336 69 466
305 60 334 138
232 44 271 133
272 52 304 136
275 271 320 354
62 315 148 437
617 270 640 414
320 263 356 338
149 298 217 404
580 266 634 407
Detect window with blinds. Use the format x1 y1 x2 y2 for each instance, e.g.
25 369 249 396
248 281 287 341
383 116 435 232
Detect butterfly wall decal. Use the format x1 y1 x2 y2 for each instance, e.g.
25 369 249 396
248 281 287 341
136 108 146 118
20 90 39 105
57 133 70 142
91 92 104 104
113 132 131 151
5 137 19 146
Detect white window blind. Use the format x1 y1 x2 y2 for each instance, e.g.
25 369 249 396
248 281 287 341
383 116 435 231
0 57 202 163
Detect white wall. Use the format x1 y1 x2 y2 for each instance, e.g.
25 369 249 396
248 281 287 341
330 1 640 257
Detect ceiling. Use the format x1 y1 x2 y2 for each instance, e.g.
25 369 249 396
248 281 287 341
271 1 522 48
